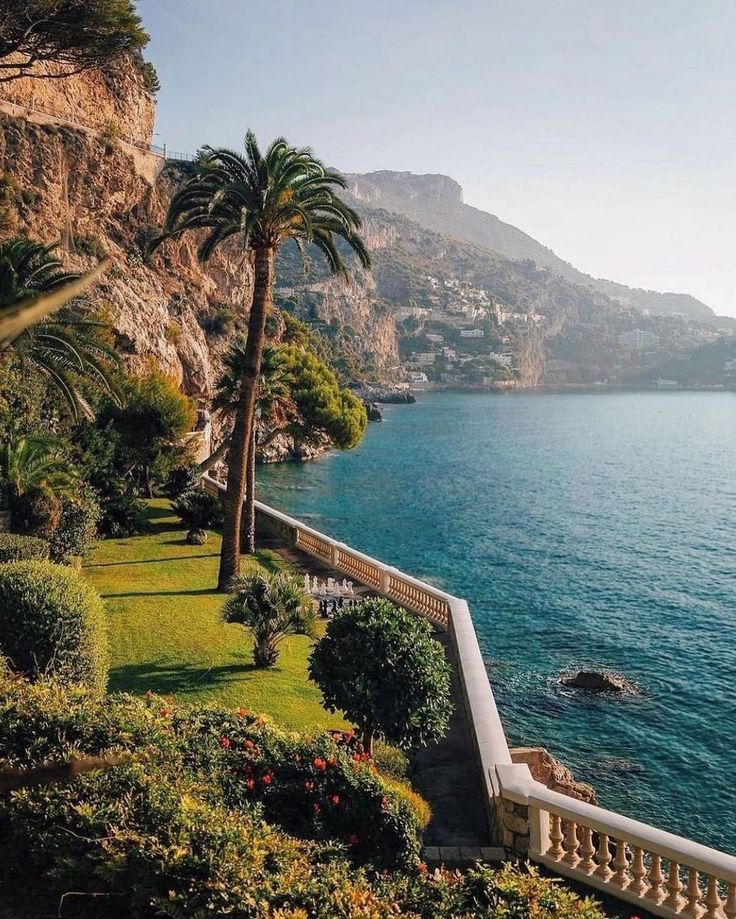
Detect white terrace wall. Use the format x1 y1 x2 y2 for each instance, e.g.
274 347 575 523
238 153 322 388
202 475 736 917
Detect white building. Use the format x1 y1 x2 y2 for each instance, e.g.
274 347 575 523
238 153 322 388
426 333 445 343
618 329 660 350
488 351 513 366
460 328 485 338
407 370 428 383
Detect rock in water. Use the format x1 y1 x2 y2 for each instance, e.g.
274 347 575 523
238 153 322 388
560 670 633 693
363 401 383 422
511 747 597 804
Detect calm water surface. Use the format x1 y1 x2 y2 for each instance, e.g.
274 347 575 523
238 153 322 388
257 391 736 852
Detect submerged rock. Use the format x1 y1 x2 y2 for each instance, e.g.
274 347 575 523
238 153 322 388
559 670 635 693
511 747 597 804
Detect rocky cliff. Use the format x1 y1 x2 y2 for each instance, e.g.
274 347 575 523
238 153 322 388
0 59 404 413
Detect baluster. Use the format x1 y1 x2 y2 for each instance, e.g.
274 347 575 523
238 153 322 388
562 820 580 867
548 814 564 859
665 861 685 912
724 882 736 919
631 847 650 897
579 826 596 873
595 833 613 881
646 853 666 904
685 868 703 919
703 877 722 919
610 840 630 889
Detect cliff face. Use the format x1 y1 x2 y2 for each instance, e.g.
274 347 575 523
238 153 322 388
0 60 407 406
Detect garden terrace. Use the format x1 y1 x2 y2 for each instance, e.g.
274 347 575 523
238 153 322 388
201 474 736 914
84 500 342 733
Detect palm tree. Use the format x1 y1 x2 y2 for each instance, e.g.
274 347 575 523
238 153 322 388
153 132 370 590
213 342 294 553
222 571 315 668
0 238 118 419
0 430 78 498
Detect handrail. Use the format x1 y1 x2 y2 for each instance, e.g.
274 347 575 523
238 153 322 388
201 473 736 916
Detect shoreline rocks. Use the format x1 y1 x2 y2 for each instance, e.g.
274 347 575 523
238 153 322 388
350 383 416 404
511 747 597 804
363 401 383 422
559 670 636 693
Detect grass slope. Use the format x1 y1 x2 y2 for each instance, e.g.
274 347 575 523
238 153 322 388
85 500 343 733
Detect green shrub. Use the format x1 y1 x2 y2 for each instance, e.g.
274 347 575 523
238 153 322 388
98 489 148 537
49 489 101 564
0 562 107 694
0 533 50 563
163 465 197 499
172 488 223 531
186 527 207 545
10 485 61 537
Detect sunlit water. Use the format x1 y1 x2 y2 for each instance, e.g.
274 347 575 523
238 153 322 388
257 390 736 852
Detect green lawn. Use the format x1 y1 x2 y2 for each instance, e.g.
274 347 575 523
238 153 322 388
84 500 344 733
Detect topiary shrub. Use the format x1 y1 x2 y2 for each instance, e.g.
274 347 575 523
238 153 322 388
309 598 453 754
10 485 61 537
0 561 107 694
49 489 101 564
0 533 50 563
186 527 208 545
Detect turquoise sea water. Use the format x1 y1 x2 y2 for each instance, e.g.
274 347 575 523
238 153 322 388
257 391 736 852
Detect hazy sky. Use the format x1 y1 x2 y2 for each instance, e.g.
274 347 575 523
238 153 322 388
141 0 736 316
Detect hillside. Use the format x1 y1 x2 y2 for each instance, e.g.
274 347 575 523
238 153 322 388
347 170 728 326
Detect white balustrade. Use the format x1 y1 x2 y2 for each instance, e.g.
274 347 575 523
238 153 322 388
200 473 736 916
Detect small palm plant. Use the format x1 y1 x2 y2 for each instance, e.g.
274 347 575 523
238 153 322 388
222 572 315 668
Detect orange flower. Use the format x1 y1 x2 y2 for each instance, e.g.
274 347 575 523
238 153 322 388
417 862 427 873
313 757 327 771
236 707 248 717
326 757 337 768
329 794 340 806
158 707 171 717
244 739 255 750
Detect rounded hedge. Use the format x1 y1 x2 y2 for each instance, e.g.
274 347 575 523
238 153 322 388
0 561 107 694
0 533 50 563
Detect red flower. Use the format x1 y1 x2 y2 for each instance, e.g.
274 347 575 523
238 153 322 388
329 794 340 806
326 757 337 768
158 707 171 717
313 757 327 771
236 707 248 717
245 778 255 790
261 774 273 785
304 780 315 791
381 796 390 810
219 737 231 749
244 739 255 750
313 803 321 815
417 862 427 874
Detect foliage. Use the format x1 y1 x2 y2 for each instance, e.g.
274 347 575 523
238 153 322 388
162 464 197 499
0 533 49 563
0 560 107 693
0 430 77 498
72 419 147 536
96 368 196 496
186 526 207 545
0 0 149 81
9 484 61 536
131 49 160 93
0 237 118 418
0 677 603 918
171 487 223 531
223 571 316 667
48 487 101 563
309 599 453 752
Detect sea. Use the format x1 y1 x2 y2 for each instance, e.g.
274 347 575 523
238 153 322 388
257 390 736 853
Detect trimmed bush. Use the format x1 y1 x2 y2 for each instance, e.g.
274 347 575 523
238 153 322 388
163 465 197 499
49 489 101 564
0 533 50 563
0 561 107 694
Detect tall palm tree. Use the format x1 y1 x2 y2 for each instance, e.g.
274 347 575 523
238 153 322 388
0 238 118 419
153 132 370 589
0 430 78 498
214 341 294 553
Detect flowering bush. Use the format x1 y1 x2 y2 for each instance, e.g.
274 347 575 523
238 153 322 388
0 676 605 918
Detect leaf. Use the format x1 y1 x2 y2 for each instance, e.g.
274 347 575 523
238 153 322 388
0 258 110 344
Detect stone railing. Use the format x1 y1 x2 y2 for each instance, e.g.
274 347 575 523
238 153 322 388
201 474 736 913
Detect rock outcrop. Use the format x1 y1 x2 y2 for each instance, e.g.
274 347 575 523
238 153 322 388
510 747 597 804
559 671 636 693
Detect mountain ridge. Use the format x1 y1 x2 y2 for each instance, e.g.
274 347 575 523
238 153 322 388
347 170 729 326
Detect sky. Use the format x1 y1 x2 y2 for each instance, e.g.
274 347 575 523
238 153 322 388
140 0 736 316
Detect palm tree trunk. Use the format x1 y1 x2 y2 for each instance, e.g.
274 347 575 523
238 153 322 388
217 246 274 591
241 425 256 554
